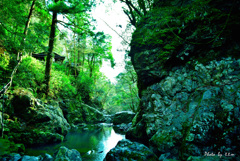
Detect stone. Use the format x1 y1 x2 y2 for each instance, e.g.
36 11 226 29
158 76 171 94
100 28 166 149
105 139 158 161
42 153 53 161
21 155 42 161
54 146 82 161
113 123 132 134
2 153 21 161
112 111 135 125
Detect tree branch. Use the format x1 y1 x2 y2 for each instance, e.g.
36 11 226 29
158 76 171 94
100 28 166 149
57 20 88 32
97 17 130 45
123 10 136 27
121 0 143 17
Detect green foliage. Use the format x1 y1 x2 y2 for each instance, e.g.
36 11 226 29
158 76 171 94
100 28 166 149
0 0 51 54
50 63 77 98
76 72 94 103
0 53 10 70
0 53 10 84
0 138 25 155
13 56 76 99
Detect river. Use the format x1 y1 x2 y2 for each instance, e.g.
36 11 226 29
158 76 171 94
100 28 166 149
25 123 125 161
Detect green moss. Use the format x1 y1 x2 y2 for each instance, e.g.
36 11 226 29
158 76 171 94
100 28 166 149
164 44 175 50
130 0 238 66
0 138 25 155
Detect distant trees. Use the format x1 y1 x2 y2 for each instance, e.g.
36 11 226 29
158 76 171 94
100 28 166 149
94 57 139 113
115 59 139 112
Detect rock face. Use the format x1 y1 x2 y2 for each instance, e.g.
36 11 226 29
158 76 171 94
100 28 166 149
127 0 240 160
129 0 240 93
105 139 158 161
112 111 135 125
8 89 70 145
54 146 82 161
127 57 240 159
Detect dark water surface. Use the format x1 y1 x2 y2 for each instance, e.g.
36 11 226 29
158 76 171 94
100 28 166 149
25 123 125 161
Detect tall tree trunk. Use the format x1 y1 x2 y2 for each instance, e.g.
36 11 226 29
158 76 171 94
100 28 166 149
44 2 58 96
73 33 77 76
82 52 85 72
89 54 95 78
23 0 35 38
20 0 35 58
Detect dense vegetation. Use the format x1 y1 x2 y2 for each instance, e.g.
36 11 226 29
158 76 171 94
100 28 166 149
0 0 138 113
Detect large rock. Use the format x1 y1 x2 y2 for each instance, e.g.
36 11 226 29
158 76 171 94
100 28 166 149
8 89 70 145
128 1 240 160
105 139 158 161
21 155 42 161
54 146 82 161
127 57 240 160
112 111 135 125
129 0 240 93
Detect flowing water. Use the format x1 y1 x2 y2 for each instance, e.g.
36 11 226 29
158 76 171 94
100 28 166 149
25 123 125 161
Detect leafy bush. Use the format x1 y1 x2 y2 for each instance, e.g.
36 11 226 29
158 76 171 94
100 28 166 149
12 56 76 99
0 53 10 87
0 53 10 70
76 73 94 103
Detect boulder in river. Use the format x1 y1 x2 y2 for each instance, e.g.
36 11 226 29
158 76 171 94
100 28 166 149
21 155 42 161
54 146 82 161
105 139 158 161
112 111 135 125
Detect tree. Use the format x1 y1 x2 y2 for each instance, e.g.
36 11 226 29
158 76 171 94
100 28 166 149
43 0 94 96
44 0 59 96
23 0 36 39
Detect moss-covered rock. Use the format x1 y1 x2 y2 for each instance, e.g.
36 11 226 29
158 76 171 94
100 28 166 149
112 111 135 125
13 130 64 145
129 0 240 92
105 139 158 161
6 88 70 145
54 146 82 161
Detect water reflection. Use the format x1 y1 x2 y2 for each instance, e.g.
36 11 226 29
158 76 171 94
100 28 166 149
25 124 125 161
